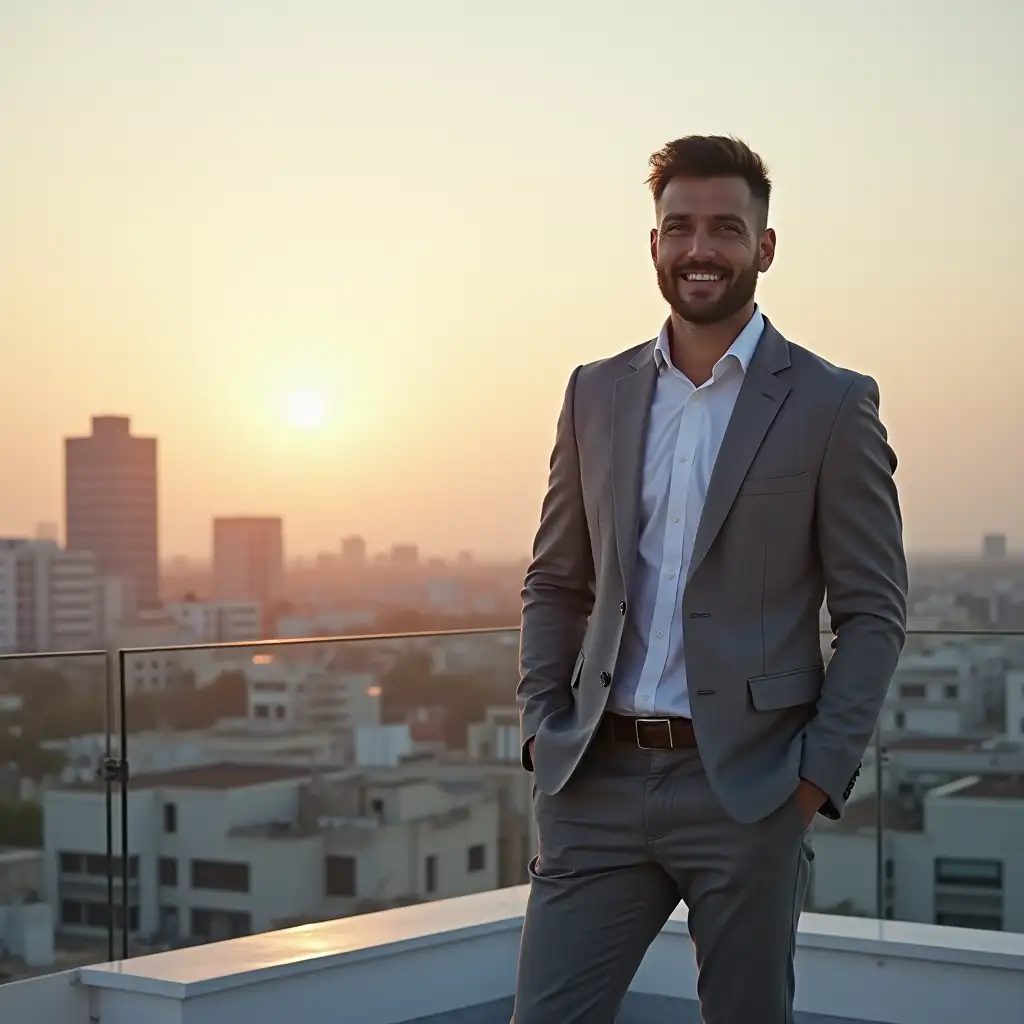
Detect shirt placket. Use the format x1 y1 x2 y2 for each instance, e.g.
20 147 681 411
633 386 701 715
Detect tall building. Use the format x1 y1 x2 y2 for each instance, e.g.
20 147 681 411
0 540 99 653
341 535 367 568
212 517 284 606
389 543 419 567
64 416 159 606
982 534 1008 561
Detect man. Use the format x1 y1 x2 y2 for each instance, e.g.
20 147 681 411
514 136 908 1023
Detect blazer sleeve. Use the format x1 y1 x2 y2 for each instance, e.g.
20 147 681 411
517 366 596 770
801 374 908 817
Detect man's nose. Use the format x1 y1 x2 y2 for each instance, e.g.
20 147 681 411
687 230 717 262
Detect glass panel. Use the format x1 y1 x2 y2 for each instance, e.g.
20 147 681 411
0 650 115 979
117 629 523 957
810 629 1024 934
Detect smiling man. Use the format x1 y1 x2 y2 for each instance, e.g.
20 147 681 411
513 136 908 1022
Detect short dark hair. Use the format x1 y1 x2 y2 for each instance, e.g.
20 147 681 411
646 135 771 215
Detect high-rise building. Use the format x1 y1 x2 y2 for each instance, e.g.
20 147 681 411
341 535 367 568
212 517 284 607
0 540 99 653
982 534 1008 561
389 543 419 567
64 416 159 606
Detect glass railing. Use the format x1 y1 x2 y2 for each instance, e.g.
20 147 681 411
0 647 114 980
810 628 1024 935
2 627 1022 984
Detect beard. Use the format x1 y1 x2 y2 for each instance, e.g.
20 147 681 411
656 255 760 326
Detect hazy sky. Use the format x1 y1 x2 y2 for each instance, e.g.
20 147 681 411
1 1 1021 560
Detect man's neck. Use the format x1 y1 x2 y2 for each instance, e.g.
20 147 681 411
668 302 755 387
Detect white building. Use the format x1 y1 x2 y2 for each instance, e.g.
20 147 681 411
0 847 53 968
167 600 262 644
879 647 998 736
113 617 192 696
1006 670 1024 741
42 763 499 944
0 540 99 653
810 769 1024 933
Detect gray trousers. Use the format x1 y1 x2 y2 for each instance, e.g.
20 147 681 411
513 729 813 1023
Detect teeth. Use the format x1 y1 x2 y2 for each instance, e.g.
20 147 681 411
684 273 722 282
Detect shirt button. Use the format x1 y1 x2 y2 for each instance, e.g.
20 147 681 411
667 571 676 579
679 455 688 463
656 630 664 639
671 515 680 523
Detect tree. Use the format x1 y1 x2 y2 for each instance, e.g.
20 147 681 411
0 800 43 847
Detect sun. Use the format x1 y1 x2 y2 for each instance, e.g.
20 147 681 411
284 389 326 430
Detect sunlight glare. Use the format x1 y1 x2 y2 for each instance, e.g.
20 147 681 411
285 389 326 430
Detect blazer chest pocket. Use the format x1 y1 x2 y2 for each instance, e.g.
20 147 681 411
737 471 809 497
748 665 823 711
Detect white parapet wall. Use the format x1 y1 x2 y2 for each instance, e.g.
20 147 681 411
1 888 1022 1024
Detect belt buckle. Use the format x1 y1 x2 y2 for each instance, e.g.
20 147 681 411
635 717 673 750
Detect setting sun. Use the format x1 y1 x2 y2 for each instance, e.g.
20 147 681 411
284 389 326 430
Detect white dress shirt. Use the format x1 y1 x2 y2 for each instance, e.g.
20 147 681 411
609 307 765 719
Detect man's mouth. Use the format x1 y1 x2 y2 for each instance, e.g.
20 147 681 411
681 270 727 283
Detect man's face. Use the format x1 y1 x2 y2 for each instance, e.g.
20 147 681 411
651 176 775 326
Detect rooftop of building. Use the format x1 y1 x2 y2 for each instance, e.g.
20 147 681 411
933 774 1024 801
57 762 321 793
885 734 1022 753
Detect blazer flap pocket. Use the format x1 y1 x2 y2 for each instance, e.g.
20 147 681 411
738 471 809 497
570 649 585 688
748 665 824 711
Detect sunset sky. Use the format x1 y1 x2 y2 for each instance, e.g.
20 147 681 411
1 1 1021 560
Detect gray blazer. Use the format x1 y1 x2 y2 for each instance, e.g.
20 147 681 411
518 318 908 823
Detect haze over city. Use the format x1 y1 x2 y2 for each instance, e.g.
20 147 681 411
2 0 1021 561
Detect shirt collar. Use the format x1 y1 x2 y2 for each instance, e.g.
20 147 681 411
654 305 765 377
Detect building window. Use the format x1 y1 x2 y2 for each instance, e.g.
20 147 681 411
85 901 109 928
61 899 83 925
943 684 959 700
425 854 438 894
190 908 252 940
899 684 925 700
894 711 906 729
325 856 357 897
59 852 82 874
936 911 1002 930
159 857 178 887
190 859 250 893
163 802 178 834
935 858 1003 889
467 844 486 873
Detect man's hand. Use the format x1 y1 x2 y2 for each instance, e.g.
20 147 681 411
528 738 535 761
796 779 827 826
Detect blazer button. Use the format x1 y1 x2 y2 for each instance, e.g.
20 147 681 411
619 602 626 615
600 671 612 687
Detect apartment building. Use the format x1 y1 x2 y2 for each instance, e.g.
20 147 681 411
166 600 262 644
42 762 498 945
810 759 1024 932
65 416 159 607
879 647 1003 736
0 540 99 653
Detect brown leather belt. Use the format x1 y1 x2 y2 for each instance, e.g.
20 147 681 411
603 713 697 750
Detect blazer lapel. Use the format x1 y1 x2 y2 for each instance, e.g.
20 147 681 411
687 320 792 581
611 344 657 597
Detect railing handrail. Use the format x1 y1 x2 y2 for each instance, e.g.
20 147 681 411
1 625 1022 663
